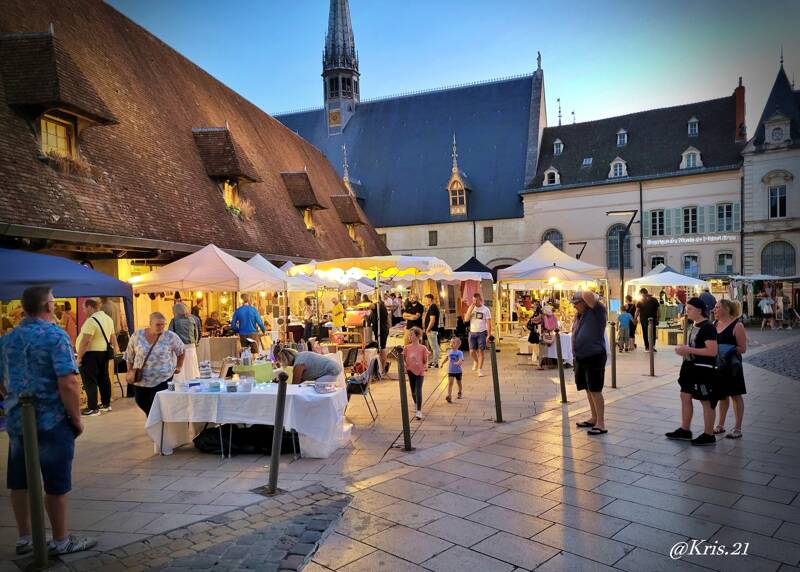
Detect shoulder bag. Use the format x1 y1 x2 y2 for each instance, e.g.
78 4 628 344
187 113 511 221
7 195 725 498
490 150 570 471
92 316 115 360
128 332 162 385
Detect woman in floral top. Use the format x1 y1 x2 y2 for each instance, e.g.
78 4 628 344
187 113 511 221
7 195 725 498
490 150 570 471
125 312 185 416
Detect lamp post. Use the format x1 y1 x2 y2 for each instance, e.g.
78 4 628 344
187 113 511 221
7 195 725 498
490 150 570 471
568 241 588 260
606 210 638 309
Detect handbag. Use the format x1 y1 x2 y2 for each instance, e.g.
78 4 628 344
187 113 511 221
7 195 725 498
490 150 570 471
92 316 115 360
689 362 718 401
128 332 161 385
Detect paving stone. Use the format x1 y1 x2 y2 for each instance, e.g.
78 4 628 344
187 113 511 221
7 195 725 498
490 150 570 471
539 503 630 537
693 502 782 535
495 474 562 497
593 481 703 514
466 504 552 538
429 459 513 484
363 525 452 564
422 492 488 517
678 460 774 485
543 485 615 511
733 495 800 525
311 532 376 569
631 474 742 507
776 522 800 544
488 489 559 517
444 477 508 501
335 508 399 540
534 523 632 565
370 478 442 503
420 515 497 547
600 499 721 539
472 531 560 569
540 469 607 491
712 525 800 566
612 522 688 556
422 545 514 572
615 547 711 571
337 550 427 571
369 500 446 528
535 551 619 572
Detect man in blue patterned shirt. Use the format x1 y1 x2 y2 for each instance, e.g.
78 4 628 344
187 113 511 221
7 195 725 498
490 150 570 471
0 286 96 556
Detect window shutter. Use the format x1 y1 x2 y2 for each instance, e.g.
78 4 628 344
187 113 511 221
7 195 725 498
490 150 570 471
643 211 651 238
707 205 716 233
673 208 682 235
698 207 705 233
733 203 741 231
664 209 672 235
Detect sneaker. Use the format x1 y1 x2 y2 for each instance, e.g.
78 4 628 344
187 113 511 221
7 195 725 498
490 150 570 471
81 409 100 417
415 411 423 420
477 370 484 377
691 433 716 446
99 405 112 413
48 535 98 556
15 537 32 556
665 428 692 440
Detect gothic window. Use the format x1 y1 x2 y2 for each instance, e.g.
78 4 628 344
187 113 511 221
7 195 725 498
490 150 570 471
542 229 563 250
683 254 699 277
769 186 787 218
328 77 339 97
717 203 734 231
651 209 665 236
606 224 632 269
40 114 75 158
683 206 698 234
688 117 699 136
762 241 796 276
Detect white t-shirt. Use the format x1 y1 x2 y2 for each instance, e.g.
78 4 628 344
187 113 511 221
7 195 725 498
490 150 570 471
469 305 491 333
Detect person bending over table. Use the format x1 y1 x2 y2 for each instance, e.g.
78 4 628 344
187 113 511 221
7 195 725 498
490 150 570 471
275 347 342 385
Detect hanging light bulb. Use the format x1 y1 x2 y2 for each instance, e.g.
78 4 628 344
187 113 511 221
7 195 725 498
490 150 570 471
196 291 203 299
260 291 267 298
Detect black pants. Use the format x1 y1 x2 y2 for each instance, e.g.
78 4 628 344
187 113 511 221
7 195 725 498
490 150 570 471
80 351 111 410
407 372 424 410
133 381 169 416
641 319 656 350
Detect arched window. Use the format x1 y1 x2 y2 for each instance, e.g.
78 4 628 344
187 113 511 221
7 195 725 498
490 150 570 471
761 241 796 276
542 229 563 251
606 224 632 269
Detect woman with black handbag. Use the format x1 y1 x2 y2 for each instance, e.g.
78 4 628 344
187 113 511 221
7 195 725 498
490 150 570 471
713 299 747 439
666 298 719 446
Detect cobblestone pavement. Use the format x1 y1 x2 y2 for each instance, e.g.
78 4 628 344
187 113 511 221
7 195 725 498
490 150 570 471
745 328 800 380
11 485 349 572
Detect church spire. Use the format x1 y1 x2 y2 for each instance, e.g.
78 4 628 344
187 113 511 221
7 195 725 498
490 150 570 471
323 0 360 134
452 132 459 173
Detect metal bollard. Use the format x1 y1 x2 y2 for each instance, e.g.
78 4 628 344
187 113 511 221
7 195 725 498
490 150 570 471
609 321 617 389
394 347 414 451
488 337 503 423
20 394 49 569
266 372 289 495
648 318 655 377
683 318 690 345
554 330 568 404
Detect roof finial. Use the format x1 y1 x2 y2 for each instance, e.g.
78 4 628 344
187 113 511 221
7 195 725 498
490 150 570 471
557 98 562 126
451 132 459 174
341 144 350 182
48 22 54 35
537 51 541 71
780 44 784 67
571 110 576 124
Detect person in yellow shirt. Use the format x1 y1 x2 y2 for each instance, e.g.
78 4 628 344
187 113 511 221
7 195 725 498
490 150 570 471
331 298 345 332
76 299 117 415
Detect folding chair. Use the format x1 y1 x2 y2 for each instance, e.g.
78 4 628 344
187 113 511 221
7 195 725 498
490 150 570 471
346 356 379 421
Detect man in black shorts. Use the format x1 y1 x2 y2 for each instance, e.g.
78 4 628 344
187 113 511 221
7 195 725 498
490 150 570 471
571 291 608 434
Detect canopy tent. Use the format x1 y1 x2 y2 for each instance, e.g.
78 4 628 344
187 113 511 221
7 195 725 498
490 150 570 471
129 244 285 293
730 274 788 282
497 241 606 282
392 270 492 285
289 256 453 283
498 264 599 290
625 263 709 290
455 256 493 275
0 248 135 331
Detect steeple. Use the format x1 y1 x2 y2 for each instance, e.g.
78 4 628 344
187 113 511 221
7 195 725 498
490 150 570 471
323 0 360 135
451 133 459 173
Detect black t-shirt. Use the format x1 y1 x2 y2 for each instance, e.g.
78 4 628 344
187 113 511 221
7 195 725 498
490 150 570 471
424 304 440 330
637 297 660 321
404 301 424 329
687 320 717 366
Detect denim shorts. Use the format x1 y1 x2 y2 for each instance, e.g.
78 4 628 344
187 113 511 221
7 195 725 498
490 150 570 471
7 418 75 495
468 331 487 350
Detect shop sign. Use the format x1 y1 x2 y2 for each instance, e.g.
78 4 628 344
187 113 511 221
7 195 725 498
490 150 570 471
645 234 737 247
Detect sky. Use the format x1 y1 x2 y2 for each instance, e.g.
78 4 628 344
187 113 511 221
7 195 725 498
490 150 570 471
107 0 799 136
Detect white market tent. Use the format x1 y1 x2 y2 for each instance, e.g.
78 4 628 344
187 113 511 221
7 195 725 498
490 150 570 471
625 263 709 291
129 244 286 293
392 270 492 285
497 241 606 284
248 254 319 293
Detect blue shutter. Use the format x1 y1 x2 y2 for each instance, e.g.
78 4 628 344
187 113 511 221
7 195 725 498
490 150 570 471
674 208 682 235
664 209 671 235
643 211 651 238
733 203 741 231
707 205 716 233
698 206 705 234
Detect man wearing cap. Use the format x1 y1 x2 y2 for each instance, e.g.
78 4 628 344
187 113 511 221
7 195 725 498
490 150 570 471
571 291 608 434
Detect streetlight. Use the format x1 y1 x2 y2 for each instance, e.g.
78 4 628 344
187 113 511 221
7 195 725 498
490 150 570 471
568 241 588 260
606 209 638 310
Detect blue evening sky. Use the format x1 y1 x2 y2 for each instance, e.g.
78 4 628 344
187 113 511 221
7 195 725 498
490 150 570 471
108 0 798 135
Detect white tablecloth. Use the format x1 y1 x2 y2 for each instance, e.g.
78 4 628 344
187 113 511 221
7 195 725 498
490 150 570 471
524 332 609 366
145 386 349 458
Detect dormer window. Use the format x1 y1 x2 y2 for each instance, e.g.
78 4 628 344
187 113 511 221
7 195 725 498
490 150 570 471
616 129 628 147
680 147 703 170
608 157 628 179
688 117 699 137
543 167 560 186
581 157 593 168
303 208 315 230
449 184 467 215
764 112 791 146
222 179 239 209
40 113 75 158
553 139 563 155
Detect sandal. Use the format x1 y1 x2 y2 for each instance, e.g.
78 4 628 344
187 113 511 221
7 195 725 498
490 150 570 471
457 392 462 399
713 425 726 435
445 395 452 403
725 429 742 439
587 427 608 435
575 421 595 428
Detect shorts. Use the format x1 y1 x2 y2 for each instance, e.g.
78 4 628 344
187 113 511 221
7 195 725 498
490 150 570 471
468 331 488 350
574 352 607 392
448 372 462 381
7 418 75 495
374 330 389 349
678 362 718 407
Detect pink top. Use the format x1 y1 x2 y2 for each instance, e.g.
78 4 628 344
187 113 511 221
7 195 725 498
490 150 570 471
404 343 429 377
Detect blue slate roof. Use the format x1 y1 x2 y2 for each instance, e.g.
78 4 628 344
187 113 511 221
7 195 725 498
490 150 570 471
276 75 535 228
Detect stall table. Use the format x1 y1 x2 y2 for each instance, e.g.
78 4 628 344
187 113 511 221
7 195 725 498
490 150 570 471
145 384 349 458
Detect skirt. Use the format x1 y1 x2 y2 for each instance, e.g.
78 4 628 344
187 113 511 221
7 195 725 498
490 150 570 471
173 343 200 381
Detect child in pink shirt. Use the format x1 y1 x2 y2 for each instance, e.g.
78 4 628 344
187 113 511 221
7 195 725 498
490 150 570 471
403 327 429 420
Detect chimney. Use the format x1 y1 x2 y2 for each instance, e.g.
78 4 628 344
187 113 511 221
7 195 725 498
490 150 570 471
734 77 746 142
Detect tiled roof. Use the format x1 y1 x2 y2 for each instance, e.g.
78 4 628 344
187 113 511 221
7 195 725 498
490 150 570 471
281 172 326 209
527 94 743 192
750 66 800 148
192 128 260 183
0 31 116 124
277 74 538 227
330 194 363 225
0 0 388 260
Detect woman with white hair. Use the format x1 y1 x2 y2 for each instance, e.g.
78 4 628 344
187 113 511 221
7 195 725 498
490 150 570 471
168 303 200 381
